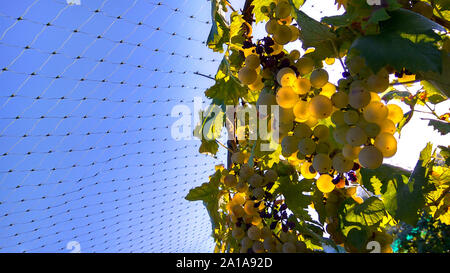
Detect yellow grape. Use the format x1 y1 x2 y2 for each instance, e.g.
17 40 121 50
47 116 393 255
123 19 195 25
263 237 277 252
261 67 273 79
276 86 298 108
248 174 263 187
346 126 368 146
231 204 245 218
293 123 312 139
282 242 297 253
263 169 278 183
244 200 259 216
313 124 329 140
310 69 329 88
271 43 284 55
293 100 310 122
363 101 389 123
370 92 381 102
279 106 295 124
358 146 383 169
298 138 316 155
348 85 371 109
232 193 246 205
313 153 332 173
331 91 348 109
305 115 318 128
366 70 389 93
347 56 365 74
289 49 301 60
277 67 296 86
301 161 317 179
289 25 300 42
333 125 349 144
317 174 335 193
325 57 335 65
387 104 404 124
252 241 265 253
281 135 300 156
342 144 361 160
320 83 337 98
309 95 333 119
245 54 261 69
316 140 331 155
232 226 245 240
364 122 381 138
236 181 248 193
248 74 264 91
332 153 353 173
232 152 246 164
265 19 279 35
295 57 314 75
374 132 397 158
241 237 253 250
273 25 292 45
247 225 261 241
256 92 277 118
252 187 265 200
378 118 396 134
238 67 257 85
331 110 346 126
293 78 311 95
275 0 292 19
344 110 360 125
224 174 238 187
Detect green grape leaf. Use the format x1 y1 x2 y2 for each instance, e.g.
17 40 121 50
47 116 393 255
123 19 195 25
322 11 359 27
339 197 387 234
382 143 436 226
205 58 247 106
312 189 326 225
185 170 224 231
346 227 369 252
366 7 391 26
199 139 219 156
427 119 450 135
380 8 445 37
360 164 411 195
381 90 411 102
290 2 336 49
397 110 414 135
207 0 230 53
276 176 314 222
351 32 442 74
251 0 271 23
421 80 448 104
419 53 450 98
438 145 450 166
193 103 225 141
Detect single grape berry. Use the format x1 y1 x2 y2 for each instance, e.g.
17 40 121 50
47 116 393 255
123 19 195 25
280 203 288 211
243 41 254 49
342 71 350 78
352 162 360 171
282 224 288 233
270 221 277 230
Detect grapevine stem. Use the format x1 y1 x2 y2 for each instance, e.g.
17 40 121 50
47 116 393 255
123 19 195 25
389 80 420 86
216 139 234 153
193 71 215 80
330 40 347 72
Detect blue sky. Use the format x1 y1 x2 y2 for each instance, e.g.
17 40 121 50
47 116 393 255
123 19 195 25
0 0 226 252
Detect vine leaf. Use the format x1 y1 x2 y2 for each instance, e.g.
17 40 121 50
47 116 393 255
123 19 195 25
421 80 448 104
419 53 450 98
199 140 219 156
275 176 313 222
427 119 450 135
360 164 411 195
289 2 336 49
185 170 223 232
382 143 436 226
207 0 230 53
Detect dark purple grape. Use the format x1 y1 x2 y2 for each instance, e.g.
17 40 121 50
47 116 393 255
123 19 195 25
270 221 277 230
287 221 296 229
281 211 288 219
342 71 350 78
243 41 254 49
332 174 341 185
352 162 360 171
282 224 288 232
255 45 264 54
280 204 288 211
279 58 290 68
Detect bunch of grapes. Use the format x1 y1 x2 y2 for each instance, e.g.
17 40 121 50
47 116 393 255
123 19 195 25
220 152 312 253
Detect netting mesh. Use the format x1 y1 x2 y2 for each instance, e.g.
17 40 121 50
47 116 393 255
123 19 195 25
0 0 227 253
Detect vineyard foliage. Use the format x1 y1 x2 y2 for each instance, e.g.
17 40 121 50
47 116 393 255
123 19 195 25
186 0 450 253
